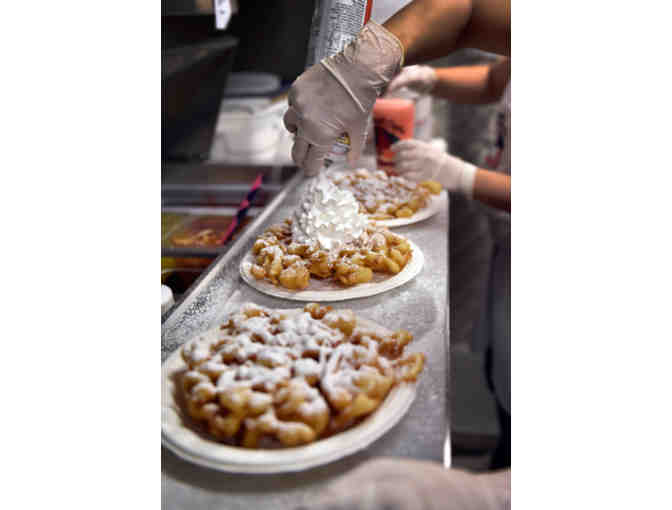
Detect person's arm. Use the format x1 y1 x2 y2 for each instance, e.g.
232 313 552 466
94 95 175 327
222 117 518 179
387 58 510 104
433 58 510 103
473 168 510 212
284 0 510 174
391 140 510 212
384 0 510 63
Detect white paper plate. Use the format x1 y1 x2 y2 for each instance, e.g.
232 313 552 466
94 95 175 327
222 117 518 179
372 191 446 228
240 239 424 302
161 316 419 473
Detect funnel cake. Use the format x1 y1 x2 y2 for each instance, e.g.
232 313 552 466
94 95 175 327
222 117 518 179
249 220 413 290
328 168 441 220
179 302 425 448
248 174 415 291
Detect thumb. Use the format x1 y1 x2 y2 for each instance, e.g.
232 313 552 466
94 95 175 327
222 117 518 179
347 124 367 166
303 144 329 176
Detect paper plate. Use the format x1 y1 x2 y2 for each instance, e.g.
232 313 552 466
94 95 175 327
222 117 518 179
240 239 424 302
372 191 446 228
161 316 419 473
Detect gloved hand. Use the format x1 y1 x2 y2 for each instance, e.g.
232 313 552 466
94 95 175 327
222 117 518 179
391 139 477 196
297 458 510 510
283 21 403 176
387 65 438 94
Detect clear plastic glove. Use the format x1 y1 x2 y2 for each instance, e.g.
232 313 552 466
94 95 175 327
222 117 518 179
296 458 510 510
391 139 477 196
283 21 403 176
387 65 438 94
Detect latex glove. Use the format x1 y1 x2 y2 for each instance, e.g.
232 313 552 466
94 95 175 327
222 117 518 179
387 65 438 94
392 139 477 197
297 458 510 510
283 21 403 176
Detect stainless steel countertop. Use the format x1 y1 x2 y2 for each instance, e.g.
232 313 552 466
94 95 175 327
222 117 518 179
161 172 451 510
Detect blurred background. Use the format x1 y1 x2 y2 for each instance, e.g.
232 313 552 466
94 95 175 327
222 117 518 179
162 0 503 470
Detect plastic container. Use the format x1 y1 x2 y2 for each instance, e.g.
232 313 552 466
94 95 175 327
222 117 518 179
162 212 190 239
387 87 434 141
223 72 282 97
413 95 434 141
214 98 287 156
373 98 415 168
165 214 254 248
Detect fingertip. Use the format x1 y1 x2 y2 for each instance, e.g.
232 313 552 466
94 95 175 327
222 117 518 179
283 107 299 134
292 137 310 168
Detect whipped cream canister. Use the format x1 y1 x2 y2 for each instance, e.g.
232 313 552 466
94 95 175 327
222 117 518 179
306 0 373 166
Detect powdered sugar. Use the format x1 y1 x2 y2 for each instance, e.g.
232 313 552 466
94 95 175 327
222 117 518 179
177 303 425 448
328 168 429 217
183 305 350 397
181 306 405 398
293 358 321 379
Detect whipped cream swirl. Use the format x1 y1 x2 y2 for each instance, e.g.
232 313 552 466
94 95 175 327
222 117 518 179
292 174 368 251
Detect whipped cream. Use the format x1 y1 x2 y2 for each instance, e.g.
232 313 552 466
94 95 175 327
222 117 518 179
291 174 368 251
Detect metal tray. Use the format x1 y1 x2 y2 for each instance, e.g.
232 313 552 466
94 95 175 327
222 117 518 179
161 206 261 258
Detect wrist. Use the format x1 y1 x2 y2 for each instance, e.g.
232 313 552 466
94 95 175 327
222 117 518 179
350 21 405 90
320 21 404 107
367 21 405 69
458 162 477 197
426 68 438 93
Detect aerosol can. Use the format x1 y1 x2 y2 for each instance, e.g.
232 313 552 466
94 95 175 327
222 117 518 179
305 0 373 168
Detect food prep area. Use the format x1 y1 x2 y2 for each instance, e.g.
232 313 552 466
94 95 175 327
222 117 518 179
161 2 506 508
162 172 450 509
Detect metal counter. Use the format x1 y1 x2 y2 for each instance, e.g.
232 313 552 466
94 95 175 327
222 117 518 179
162 171 451 510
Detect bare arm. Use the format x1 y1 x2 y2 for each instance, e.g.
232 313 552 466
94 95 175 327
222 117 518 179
473 168 510 212
384 0 510 64
432 57 510 103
